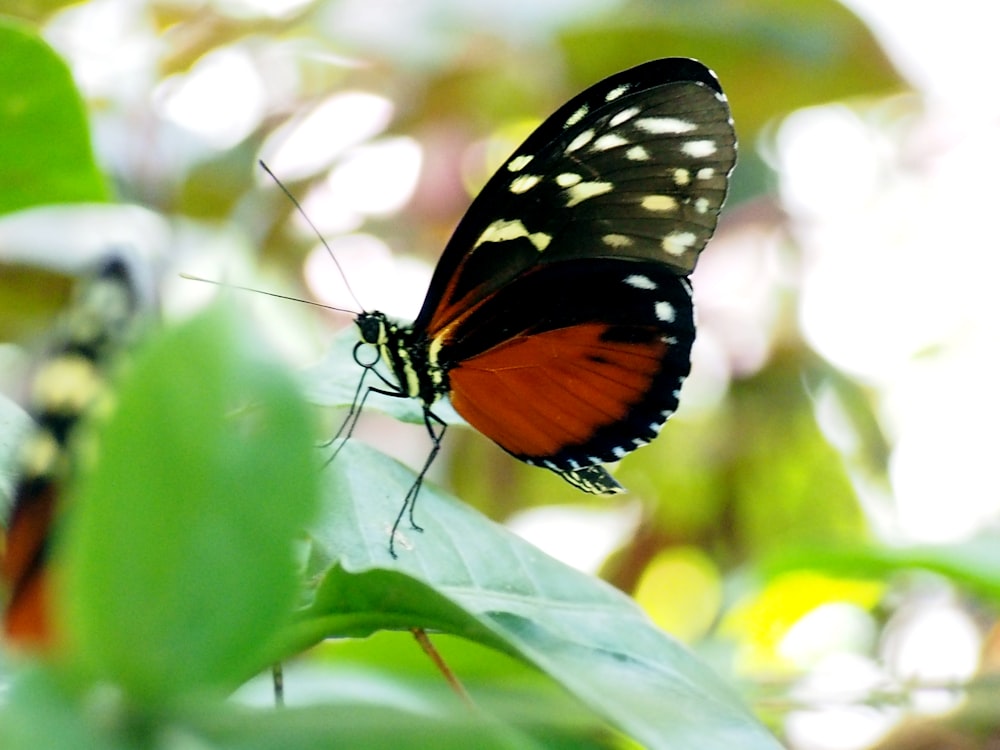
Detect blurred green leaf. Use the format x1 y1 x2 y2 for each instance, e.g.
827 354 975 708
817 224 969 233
0 667 135 750
769 534 1000 603
297 440 781 750
59 304 319 702
0 20 108 215
0 663 548 750
178 699 545 750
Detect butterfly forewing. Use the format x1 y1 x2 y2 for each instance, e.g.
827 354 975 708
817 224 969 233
415 57 736 337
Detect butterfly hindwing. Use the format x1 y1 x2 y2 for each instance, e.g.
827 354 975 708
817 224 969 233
415 57 735 337
438 258 694 472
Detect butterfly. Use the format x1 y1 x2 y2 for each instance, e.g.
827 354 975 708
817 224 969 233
1 257 139 649
335 57 736 555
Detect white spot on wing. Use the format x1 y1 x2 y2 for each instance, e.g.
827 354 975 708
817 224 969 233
556 172 582 187
626 145 650 161
696 167 715 180
565 129 594 153
641 195 678 212
612 446 627 459
509 174 541 194
655 301 676 322
694 197 710 214
609 106 640 127
564 104 589 128
475 219 552 252
635 117 697 134
507 154 533 172
605 83 630 101
673 168 691 186
661 231 698 256
592 133 629 151
624 274 657 290
682 139 717 158
565 180 613 207
602 234 633 248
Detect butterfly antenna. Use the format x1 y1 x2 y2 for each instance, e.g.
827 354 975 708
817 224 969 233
179 273 356 315
258 160 365 313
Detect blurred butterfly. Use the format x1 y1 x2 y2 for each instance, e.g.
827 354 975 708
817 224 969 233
334 58 737 556
2 257 140 649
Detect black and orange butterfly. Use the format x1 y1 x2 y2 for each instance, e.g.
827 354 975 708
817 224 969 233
1 257 140 649
337 58 737 554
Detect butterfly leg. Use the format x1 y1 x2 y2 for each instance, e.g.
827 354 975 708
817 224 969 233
388 408 447 558
323 371 378 468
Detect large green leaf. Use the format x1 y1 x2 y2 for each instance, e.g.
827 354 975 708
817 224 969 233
0 20 108 215
297 440 781 750
59 304 320 702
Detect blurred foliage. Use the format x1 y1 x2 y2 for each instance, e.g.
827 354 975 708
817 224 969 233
2 1 997 749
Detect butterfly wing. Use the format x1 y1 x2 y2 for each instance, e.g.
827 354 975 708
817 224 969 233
413 57 735 336
436 257 694 485
2 257 140 648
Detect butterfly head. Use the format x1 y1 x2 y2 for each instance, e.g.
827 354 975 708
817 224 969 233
355 311 389 347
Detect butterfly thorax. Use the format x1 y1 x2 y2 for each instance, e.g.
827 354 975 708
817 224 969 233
355 311 448 406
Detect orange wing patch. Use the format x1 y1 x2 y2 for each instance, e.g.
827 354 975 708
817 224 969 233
447 323 668 459
2 482 57 648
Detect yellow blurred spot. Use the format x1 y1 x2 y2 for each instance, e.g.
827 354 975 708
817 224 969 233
722 571 883 674
634 547 721 643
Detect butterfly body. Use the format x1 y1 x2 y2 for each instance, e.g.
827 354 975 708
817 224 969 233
350 57 736 530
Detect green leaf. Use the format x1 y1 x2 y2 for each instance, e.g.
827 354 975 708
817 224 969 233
186 701 545 750
0 664 543 750
59 304 320 702
0 20 108 214
298 441 780 750
0 667 136 750
768 535 1000 603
